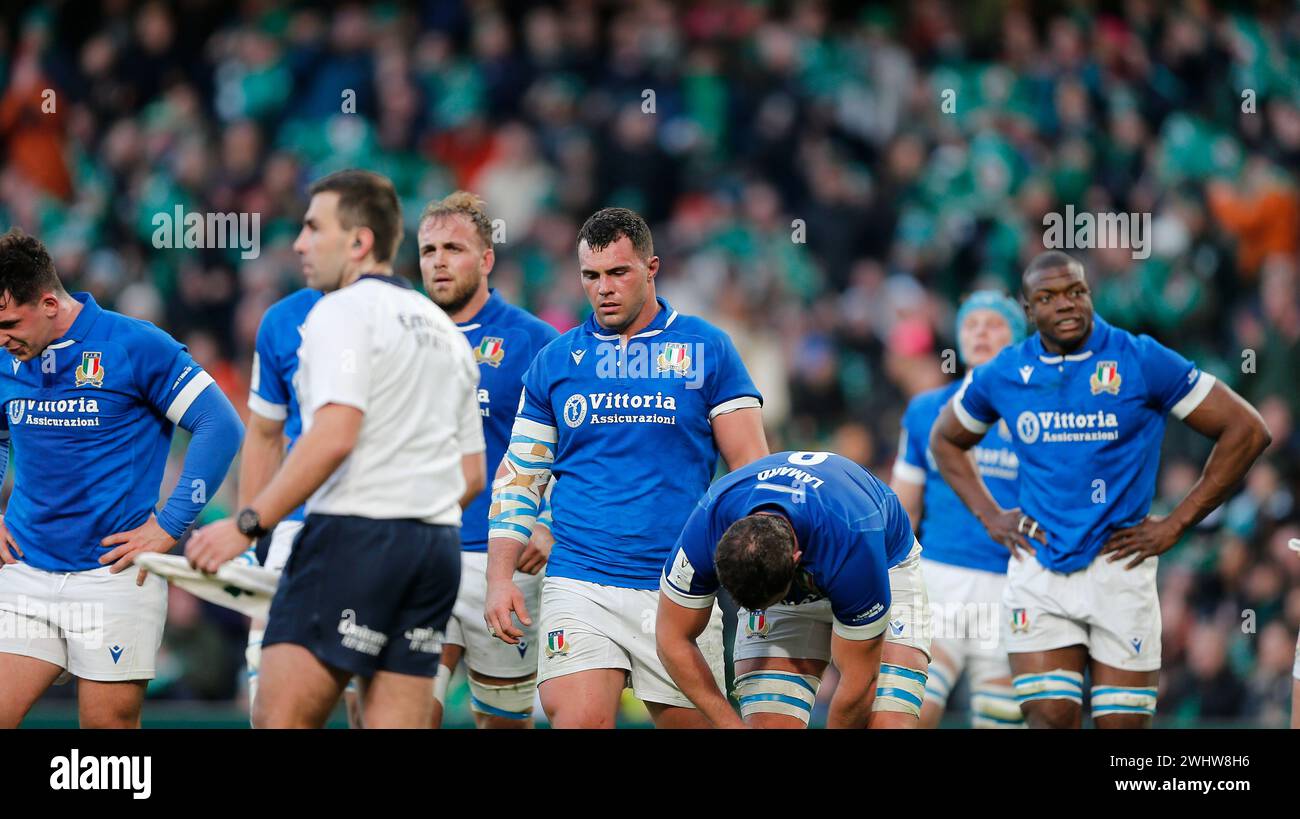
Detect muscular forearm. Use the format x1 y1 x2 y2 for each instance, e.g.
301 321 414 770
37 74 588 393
1169 424 1269 535
826 672 878 729
486 536 526 585
238 424 285 509
658 636 743 728
931 434 1002 525
249 423 351 529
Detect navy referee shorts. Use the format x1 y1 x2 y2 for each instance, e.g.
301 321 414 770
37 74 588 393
263 513 461 678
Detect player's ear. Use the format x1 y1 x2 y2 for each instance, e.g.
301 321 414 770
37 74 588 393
646 255 660 280
481 245 496 276
41 292 60 317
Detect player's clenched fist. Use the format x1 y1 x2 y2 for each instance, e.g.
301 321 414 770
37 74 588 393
0 515 24 566
484 580 531 645
981 507 1047 560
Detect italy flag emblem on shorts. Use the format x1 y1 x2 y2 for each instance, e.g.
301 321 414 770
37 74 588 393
745 610 770 637
1010 608 1029 633
545 629 568 657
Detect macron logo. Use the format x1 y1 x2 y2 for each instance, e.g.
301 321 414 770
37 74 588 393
50 749 151 800
108 645 124 664
571 350 586 365
1019 366 1033 384
10 359 19 374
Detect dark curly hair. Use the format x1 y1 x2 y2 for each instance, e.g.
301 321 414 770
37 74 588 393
577 207 654 260
715 513 799 611
0 229 65 308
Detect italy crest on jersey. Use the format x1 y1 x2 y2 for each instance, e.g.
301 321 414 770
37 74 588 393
745 610 770 637
1089 360 1121 395
656 341 692 375
75 352 105 388
1010 608 1029 633
475 337 506 368
545 629 569 657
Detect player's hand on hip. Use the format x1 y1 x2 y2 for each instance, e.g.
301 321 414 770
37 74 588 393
984 507 1046 560
0 515 24 567
184 518 253 575
99 516 177 585
516 526 554 575
1102 513 1179 569
484 581 530 645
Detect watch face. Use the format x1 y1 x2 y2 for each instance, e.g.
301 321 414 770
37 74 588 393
238 509 259 535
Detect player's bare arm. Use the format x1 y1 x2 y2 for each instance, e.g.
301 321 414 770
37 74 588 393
484 443 553 643
931 403 1047 559
0 514 23 566
890 478 924 532
1103 381 1270 568
459 451 486 510
825 631 885 729
187 404 363 573
239 412 288 509
656 594 747 728
713 406 769 470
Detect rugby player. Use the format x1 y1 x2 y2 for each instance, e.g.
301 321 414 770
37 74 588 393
483 207 768 728
931 250 1271 728
418 191 558 728
892 290 1026 728
659 451 931 728
0 228 243 728
187 170 485 728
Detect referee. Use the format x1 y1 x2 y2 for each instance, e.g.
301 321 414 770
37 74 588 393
188 170 486 728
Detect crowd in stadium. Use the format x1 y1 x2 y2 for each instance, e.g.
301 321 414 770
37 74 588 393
3 0 1299 725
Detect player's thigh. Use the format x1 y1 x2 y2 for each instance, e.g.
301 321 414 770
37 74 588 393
77 679 147 728
254 643 351 728
455 556 542 698
361 669 435 728
536 577 633 727
539 668 628 728
1008 646 1089 728
0 652 65 727
468 668 537 730
733 655 830 729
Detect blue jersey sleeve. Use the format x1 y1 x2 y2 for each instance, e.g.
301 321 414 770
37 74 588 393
705 332 763 418
517 351 556 429
155 383 244 539
824 534 892 641
953 364 999 434
659 501 720 608
248 314 290 421
128 324 215 426
1133 334 1210 417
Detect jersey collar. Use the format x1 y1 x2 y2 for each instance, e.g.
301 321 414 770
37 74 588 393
457 288 504 331
357 272 414 289
51 292 103 348
586 296 678 341
1034 314 1110 365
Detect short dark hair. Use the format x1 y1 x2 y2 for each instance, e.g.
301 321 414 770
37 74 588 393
0 229 65 308
577 207 653 259
714 514 798 611
1022 250 1084 294
308 169 404 263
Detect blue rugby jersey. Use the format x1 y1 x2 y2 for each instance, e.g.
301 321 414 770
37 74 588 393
1 293 238 572
514 297 762 589
895 380 1019 574
456 289 558 551
661 451 912 639
248 287 322 523
952 315 1214 572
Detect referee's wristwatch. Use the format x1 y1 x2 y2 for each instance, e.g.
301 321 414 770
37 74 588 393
237 507 269 539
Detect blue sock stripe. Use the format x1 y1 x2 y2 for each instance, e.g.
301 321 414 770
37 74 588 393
1091 687 1157 697
739 693 813 713
470 696 532 720
880 664 928 684
1015 690 1082 703
738 672 818 695
1092 704 1156 714
874 687 925 709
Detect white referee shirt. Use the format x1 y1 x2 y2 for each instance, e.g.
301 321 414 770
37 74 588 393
294 274 485 525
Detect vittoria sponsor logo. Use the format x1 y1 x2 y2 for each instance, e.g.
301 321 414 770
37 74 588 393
1015 410 1119 444
7 397 103 427
564 392 679 427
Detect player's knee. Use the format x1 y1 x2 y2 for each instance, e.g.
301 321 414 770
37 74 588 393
970 681 1025 729
1013 670 1083 728
872 663 927 720
733 669 821 727
468 675 536 724
1090 684 1156 728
